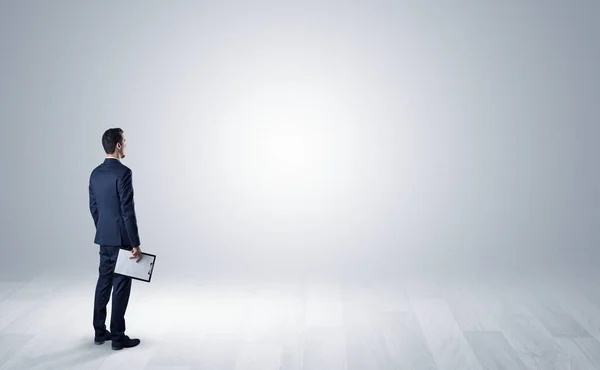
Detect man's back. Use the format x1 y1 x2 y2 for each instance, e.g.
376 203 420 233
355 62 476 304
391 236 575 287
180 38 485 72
89 158 140 247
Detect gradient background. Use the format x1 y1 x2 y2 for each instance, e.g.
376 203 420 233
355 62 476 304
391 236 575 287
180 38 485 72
1 0 598 282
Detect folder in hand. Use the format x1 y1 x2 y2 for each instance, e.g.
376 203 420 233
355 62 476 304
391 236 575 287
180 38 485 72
114 248 156 282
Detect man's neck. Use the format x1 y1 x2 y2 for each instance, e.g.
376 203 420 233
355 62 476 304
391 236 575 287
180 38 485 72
106 155 120 160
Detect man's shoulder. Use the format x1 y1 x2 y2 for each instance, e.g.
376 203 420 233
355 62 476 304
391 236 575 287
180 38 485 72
112 163 134 182
118 162 132 174
90 164 101 176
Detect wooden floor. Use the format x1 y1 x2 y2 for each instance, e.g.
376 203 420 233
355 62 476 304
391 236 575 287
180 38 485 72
2 273 600 369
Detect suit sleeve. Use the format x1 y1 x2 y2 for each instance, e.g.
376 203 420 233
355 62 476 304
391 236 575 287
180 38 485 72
89 177 99 228
117 168 141 247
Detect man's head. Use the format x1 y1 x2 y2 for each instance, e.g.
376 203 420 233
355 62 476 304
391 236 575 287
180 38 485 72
102 128 127 159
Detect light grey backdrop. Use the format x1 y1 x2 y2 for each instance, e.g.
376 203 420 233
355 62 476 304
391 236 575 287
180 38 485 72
1 0 598 281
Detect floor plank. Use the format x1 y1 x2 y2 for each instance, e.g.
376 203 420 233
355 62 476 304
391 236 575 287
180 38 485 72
378 310 439 369
523 294 592 338
556 337 600 370
464 331 528 370
302 327 346 370
444 282 503 332
489 282 572 370
344 295 395 370
411 297 483 370
0 333 34 369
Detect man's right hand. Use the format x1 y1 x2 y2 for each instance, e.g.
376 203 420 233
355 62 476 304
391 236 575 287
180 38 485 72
130 246 142 262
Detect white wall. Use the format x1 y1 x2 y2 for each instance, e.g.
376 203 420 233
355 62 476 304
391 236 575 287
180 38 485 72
1 0 598 281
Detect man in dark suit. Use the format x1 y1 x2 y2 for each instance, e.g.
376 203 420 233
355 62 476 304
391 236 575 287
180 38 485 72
89 128 142 350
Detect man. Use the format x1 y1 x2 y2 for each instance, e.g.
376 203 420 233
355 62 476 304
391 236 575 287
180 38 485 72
89 128 142 350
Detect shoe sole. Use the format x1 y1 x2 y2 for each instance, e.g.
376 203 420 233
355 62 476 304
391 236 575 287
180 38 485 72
112 345 139 350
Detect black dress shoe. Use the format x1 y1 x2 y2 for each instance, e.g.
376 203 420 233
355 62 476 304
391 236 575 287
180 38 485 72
94 330 111 345
111 335 141 350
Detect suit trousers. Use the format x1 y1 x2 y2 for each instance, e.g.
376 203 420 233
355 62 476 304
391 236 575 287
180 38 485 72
93 245 132 342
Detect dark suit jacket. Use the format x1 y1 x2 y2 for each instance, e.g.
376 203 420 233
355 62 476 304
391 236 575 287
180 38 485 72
89 158 141 247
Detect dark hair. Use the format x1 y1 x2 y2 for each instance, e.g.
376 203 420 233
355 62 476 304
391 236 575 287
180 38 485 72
102 128 124 154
